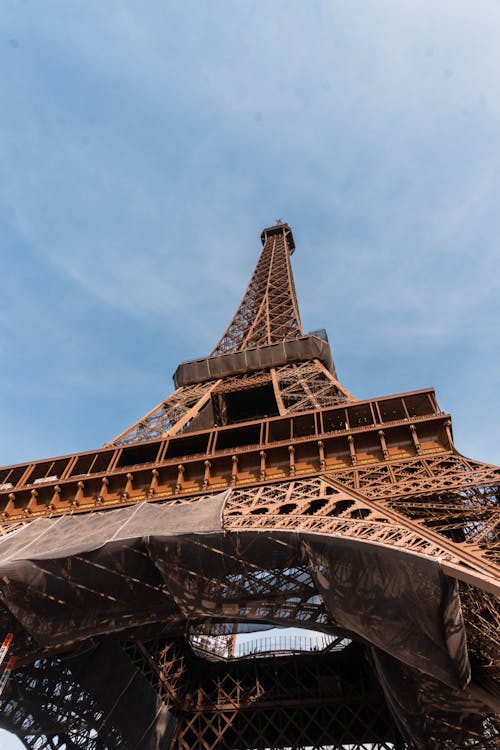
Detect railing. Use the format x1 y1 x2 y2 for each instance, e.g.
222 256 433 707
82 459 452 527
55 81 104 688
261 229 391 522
0 387 447 521
234 633 347 658
191 633 349 660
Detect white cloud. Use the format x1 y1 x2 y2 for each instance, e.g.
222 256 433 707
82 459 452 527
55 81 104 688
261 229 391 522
0 0 498 462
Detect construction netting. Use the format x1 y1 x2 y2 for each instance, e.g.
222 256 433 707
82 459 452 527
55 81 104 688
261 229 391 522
0 491 496 748
174 335 335 386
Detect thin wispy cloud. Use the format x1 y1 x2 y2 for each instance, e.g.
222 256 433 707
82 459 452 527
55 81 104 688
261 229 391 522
0 2 498 478
1 2 500 746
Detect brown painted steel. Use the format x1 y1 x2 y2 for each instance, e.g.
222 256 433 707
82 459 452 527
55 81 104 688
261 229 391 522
0 223 498 750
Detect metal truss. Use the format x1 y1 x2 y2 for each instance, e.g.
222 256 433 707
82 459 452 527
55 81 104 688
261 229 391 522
1 386 457 520
108 358 352 447
333 453 500 499
153 535 333 630
224 474 500 593
224 477 456 561
223 474 500 747
124 639 405 750
0 657 126 749
109 380 218 446
226 476 500 748
108 221 345 445
0 221 499 749
1 468 495 748
211 223 303 356
369 649 500 750
273 360 353 413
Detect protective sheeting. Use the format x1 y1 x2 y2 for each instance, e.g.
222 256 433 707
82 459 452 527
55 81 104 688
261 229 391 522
0 492 228 562
70 641 177 750
371 648 498 750
0 493 227 646
0 495 468 683
0 491 479 747
304 535 470 689
173 335 335 386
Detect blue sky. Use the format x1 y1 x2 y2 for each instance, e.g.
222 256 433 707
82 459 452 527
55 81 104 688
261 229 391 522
1 1 500 745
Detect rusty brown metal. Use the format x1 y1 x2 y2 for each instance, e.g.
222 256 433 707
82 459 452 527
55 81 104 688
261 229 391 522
0 389 462 519
0 223 498 750
211 222 303 355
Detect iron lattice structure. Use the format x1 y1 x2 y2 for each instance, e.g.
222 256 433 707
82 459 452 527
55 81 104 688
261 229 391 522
0 221 498 749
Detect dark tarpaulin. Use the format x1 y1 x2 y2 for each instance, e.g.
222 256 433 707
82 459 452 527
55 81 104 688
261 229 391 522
0 493 227 645
302 535 470 689
71 641 177 749
370 648 498 750
0 492 228 562
0 491 479 747
173 335 336 386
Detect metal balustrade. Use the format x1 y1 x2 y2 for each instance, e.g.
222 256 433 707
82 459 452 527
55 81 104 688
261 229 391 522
190 632 349 660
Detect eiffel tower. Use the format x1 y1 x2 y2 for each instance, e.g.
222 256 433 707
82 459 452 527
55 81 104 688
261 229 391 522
0 222 498 749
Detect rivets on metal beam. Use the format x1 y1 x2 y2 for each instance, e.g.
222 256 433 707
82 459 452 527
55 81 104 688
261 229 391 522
47 485 60 512
317 441 325 470
149 469 159 498
73 481 84 507
288 445 295 476
410 425 421 454
348 435 357 465
260 451 267 481
97 477 109 504
231 455 239 485
203 460 212 490
176 465 185 494
25 489 37 514
123 473 134 499
378 430 389 460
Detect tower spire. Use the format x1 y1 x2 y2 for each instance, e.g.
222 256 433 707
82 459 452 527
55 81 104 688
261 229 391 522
211 222 303 355
0 221 498 749
106 222 353 446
